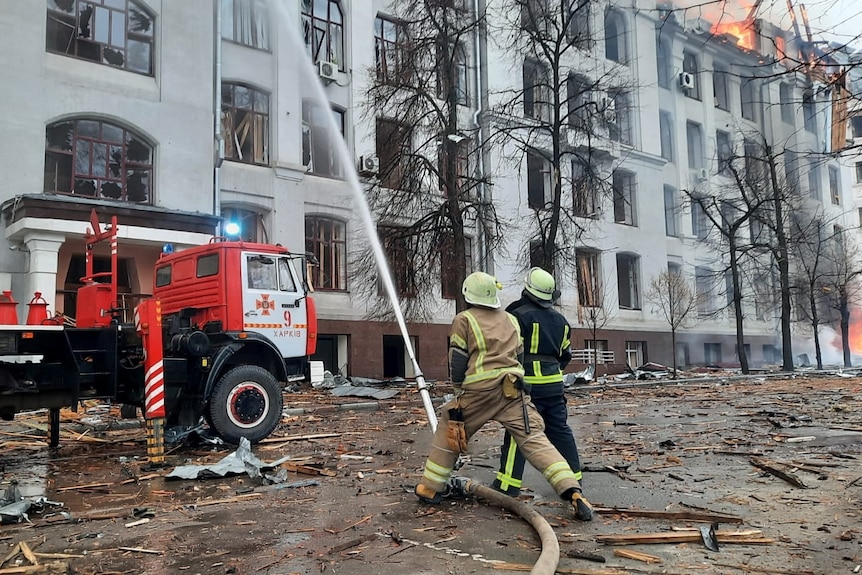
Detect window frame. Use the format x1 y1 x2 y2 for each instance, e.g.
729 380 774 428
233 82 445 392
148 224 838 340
604 9 627 63
305 215 347 292
375 15 408 84
527 150 551 210
301 0 344 69
713 67 729 110
302 100 345 179
221 0 270 50
46 0 155 75
44 118 153 203
576 249 600 307
612 169 637 226
659 111 673 162
663 184 678 237
376 118 412 190
682 52 701 100
222 82 270 166
615 252 641 310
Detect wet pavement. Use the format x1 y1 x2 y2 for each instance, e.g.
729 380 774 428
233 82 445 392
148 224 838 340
0 373 860 574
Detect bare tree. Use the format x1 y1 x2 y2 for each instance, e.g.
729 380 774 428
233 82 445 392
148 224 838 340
645 270 698 378
485 0 629 275
357 0 503 320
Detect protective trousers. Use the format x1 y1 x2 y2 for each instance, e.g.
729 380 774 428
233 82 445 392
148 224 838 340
494 393 582 496
418 384 582 499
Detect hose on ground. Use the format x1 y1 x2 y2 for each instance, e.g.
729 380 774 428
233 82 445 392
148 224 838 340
464 479 560 575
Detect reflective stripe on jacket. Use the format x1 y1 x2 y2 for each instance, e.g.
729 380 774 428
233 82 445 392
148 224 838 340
449 307 525 390
505 296 572 387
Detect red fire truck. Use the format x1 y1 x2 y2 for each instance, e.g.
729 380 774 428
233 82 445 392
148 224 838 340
0 210 317 452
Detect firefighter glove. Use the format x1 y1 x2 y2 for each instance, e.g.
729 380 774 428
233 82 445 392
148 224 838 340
502 373 520 399
446 407 468 453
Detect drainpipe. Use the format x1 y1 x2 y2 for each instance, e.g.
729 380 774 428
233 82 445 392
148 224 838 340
473 0 491 272
214 0 224 235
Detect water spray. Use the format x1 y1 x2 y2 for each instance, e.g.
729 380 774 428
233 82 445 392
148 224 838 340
271 0 438 432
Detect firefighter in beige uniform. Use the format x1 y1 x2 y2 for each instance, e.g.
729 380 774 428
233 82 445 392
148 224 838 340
415 272 593 520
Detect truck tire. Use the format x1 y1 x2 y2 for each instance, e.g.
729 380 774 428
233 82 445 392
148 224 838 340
208 365 283 444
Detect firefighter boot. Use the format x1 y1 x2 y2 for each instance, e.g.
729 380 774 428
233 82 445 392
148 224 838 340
571 490 594 521
414 484 444 505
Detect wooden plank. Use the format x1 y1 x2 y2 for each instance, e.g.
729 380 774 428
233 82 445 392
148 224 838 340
593 506 744 524
597 530 774 546
613 548 662 563
750 457 808 488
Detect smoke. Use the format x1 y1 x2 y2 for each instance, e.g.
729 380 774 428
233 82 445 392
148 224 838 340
794 324 860 368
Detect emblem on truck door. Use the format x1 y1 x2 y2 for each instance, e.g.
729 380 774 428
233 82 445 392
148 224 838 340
255 294 273 316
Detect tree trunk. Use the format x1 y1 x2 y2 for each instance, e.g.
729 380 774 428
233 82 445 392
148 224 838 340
670 328 678 379
840 291 852 368
766 148 794 371
729 241 749 374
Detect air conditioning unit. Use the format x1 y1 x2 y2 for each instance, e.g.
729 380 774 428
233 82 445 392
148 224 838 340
318 60 338 82
697 168 709 181
679 72 695 90
358 155 380 175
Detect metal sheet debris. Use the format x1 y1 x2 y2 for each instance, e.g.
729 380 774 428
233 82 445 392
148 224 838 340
165 437 292 480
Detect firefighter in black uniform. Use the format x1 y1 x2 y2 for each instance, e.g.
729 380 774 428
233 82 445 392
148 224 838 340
492 268 592 520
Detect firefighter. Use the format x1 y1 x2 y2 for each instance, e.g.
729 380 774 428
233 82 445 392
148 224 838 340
414 272 593 521
492 268 589 518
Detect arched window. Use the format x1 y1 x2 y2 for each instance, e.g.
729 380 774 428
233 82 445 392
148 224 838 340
222 83 270 165
302 0 344 69
604 10 627 63
305 216 347 291
46 0 154 75
44 118 153 203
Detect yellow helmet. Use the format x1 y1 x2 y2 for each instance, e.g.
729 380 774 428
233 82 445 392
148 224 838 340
462 272 502 309
524 267 557 304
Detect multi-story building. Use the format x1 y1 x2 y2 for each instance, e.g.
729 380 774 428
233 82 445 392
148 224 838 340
0 1 855 383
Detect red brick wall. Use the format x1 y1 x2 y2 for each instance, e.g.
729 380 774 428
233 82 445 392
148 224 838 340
318 319 451 380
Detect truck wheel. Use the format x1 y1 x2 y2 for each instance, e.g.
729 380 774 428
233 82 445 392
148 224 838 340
208 365 283 444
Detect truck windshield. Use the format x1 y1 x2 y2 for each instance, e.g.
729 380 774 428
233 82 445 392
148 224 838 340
278 258 298 292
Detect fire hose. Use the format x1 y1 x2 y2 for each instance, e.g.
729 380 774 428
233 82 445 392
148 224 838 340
448 477 560 575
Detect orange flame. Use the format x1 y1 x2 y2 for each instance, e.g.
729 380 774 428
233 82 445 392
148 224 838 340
712 19 758 51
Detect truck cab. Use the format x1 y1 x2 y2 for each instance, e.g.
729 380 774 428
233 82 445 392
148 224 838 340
152 239 317 443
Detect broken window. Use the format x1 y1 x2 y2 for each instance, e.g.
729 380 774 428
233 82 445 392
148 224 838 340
567 0 591 49
659 111 673 162
713 67 729 110
222 0 270 50
604 10 626 63
616 252 640 310
664 185 678 237
44 118 152 202
440 235 472 300
46 0 154 75
625 341 646 368
612 169 636 226
682 52 700 100
376 119 411 190
521 0 549 33
567 74 593 131
301 0 343 68
686 121 704 171
305 216 347 291
716 130 732 176
779 83 794 124
375 16 408 84
807 161 821 200
572 159 597 217
740 77 758 122
222 83 270 165
690 196 709 241
436 41 468 106
695 266 716 316
302 101 344 179
802 91 817 134
829 166 841 205
655 31 671 89
704 342 722 365
608 90 632 146
523 59 549 121
576 249 600 307
378 225 417 298
527 150 550 210
438 139 470 197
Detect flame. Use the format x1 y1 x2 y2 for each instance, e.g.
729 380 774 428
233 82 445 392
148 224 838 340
844 310 862 354
712 19 758 51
